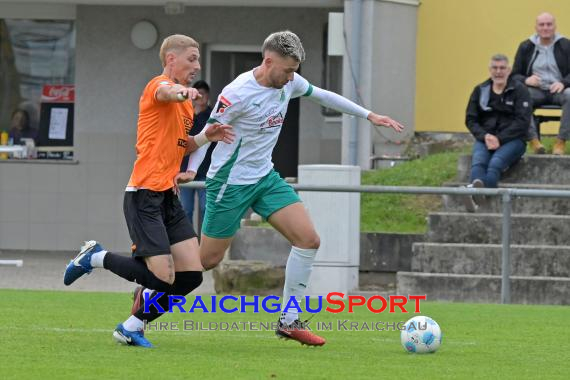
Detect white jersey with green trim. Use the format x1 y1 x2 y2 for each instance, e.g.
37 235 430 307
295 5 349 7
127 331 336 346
206 70 312 185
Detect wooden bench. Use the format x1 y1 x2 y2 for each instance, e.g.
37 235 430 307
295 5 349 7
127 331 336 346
534 104 562 139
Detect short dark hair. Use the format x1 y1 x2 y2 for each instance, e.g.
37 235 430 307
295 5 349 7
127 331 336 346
262 30 305 62
490 53 509 64
11 108 30 129
192 80 210 92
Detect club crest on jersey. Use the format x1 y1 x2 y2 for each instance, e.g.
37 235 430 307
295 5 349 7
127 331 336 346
214 95 232 115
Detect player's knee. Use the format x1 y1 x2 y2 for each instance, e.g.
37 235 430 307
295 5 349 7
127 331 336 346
298 233 320 250
145 256 176 285
309 234 321 249
151 267 176 286
201 252 223 271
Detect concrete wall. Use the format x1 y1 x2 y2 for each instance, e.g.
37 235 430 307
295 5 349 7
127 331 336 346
0 5 340 252
0 3 422 252
231 226 423 273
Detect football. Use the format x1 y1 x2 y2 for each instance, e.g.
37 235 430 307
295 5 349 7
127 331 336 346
401 316 443 353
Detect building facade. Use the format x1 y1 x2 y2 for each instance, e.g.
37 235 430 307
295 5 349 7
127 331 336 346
0 0 418 252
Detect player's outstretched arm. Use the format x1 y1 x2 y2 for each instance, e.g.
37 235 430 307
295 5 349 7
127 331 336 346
204 123 235 144
305 85 404 133
366 112 404 133
156 84 201 103
185 123 234 154
174 123 235 193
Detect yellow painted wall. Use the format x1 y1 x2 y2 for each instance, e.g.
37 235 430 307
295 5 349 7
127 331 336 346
415 0 570 134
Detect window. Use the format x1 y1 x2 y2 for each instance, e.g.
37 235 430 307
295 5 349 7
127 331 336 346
0 19 75 159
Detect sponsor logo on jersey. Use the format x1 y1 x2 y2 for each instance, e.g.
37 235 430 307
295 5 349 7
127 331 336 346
183 116 193 135
214 95 232 115
259 112 284 132
178 138 188 148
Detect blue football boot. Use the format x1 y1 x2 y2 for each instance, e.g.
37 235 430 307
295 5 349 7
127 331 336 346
113 323 153 348
63 240 105 285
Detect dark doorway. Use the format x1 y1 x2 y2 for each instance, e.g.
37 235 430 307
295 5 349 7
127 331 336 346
209 50 300 178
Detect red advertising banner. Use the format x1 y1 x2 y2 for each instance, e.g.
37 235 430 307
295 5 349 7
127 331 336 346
42 85 75 103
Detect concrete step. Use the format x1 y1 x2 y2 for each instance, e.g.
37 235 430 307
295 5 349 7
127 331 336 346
457 154 570 185
442 182 570 215
397 272 570 305
427 212 570 245
412 243 570 277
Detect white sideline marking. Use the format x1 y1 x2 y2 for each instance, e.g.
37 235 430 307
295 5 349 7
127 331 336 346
0 260 23 267
0 326 273 339
0 326 109 333
370 336 477 346
1 326 478 345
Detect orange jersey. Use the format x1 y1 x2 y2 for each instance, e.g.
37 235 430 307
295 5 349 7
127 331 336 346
127 75 194 191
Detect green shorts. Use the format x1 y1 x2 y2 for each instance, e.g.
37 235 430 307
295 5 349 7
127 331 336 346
202 169 301 238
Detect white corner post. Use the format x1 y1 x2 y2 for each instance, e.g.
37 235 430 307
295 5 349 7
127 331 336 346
298 165 360 296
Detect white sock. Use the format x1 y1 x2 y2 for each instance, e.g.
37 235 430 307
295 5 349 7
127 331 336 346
90 250 107 268
123 315 144 332
143 288 154 303
280 246 317 325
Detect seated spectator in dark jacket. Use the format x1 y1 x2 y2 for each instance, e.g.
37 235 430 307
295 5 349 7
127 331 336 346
512 12 570 155
464 54 531 211
8 109 37 145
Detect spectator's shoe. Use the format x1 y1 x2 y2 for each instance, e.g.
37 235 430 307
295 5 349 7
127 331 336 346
529 138 546 154
113 323 153 348
462 184 478 213
553 138 566 155
275 320 326 346
63 240 104 286
471 179 488 209
131 286 146 315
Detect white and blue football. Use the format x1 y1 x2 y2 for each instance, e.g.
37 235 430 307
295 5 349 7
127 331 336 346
401 315 443 353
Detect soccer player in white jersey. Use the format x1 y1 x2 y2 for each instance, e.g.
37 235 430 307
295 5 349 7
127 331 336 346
182 30 403 346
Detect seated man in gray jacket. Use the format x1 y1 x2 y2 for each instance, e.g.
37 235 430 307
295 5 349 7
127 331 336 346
512 12 570 155
464 54 531 211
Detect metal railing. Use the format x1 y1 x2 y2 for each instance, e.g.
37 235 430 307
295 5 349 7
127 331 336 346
181 181 570 304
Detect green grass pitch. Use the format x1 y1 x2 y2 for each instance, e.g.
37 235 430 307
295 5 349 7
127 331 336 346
0 289 566 379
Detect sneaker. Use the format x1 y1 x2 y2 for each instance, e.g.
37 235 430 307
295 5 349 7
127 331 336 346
275 320 326 347
113 323 153 348
131 286 145 315
462 184 478 213
471 179 487 208
529 138 546 154
63 240 105 286
552 138 566 155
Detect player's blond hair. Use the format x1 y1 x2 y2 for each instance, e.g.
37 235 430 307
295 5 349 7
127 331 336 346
159 34 199 67
262 30 305 63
